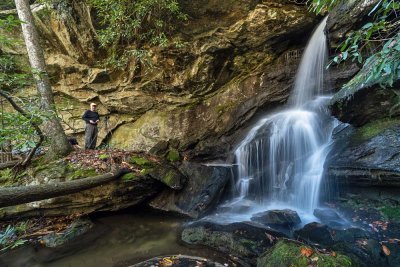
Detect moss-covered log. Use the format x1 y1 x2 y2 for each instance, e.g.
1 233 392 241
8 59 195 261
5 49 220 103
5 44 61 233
0 169 130 208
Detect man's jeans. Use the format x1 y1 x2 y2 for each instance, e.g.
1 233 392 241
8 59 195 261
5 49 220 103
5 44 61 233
85 123 98 149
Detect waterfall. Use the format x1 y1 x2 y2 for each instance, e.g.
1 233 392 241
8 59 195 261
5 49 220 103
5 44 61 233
232 17 335 214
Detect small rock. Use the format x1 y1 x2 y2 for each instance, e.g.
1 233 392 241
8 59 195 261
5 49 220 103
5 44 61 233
294 222 334 246
251 209 301 226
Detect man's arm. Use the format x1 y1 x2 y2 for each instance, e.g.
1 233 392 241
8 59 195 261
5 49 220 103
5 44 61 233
82 110 90 123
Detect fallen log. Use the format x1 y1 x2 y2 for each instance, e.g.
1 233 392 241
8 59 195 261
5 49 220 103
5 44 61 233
0 160 20 170
0 168 130 208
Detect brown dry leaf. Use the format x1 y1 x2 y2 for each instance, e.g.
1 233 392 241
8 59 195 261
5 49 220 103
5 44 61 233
382 245 391 256
331 251 337 257
300 247 313 257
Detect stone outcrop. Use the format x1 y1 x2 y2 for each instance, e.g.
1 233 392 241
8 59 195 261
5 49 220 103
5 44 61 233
0 155 187 219
181 221 286 264
326 0 381 48
149 162 230 218
325 122 400 187
3 0 318 160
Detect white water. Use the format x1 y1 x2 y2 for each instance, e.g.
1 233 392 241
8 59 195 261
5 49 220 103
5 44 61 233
229 17 335 216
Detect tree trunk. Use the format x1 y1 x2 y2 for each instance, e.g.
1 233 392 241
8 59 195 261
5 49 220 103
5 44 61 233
0 169 130 208
14 0 71 159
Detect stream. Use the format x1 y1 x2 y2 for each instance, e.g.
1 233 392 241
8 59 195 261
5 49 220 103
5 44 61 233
0 209 229 267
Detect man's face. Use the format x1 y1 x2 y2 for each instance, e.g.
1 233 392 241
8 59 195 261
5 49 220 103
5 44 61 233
91 105 96 111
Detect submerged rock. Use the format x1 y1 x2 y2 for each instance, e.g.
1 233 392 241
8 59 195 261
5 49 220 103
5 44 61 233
251 209 301 227
132 255 225 267
294 222 334 246
39 219 94 248
181 221 286 263
313 208 347 229
314 208 342 222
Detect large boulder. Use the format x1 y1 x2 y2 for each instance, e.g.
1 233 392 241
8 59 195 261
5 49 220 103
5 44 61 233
181 221 286 264
257 240 352 267
326 122 400 187
330 83 400 127
149 162 230 218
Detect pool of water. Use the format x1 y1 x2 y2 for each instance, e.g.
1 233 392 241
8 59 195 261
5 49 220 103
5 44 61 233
0 210 230 267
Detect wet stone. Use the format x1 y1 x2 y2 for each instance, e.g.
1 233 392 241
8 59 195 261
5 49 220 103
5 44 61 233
251 209 301 227
294 222 334 246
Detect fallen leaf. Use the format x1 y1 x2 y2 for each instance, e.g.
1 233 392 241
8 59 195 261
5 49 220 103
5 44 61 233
382 245 391 256
300 247 313 257
331 251 337 257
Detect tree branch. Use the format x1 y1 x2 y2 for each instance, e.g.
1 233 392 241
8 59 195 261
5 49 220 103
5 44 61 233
0 89 45 167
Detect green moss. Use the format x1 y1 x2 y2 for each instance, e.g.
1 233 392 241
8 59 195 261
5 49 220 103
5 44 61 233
379 206 400 221
66 165 98 180
257 240 352 267
0 169 13 186
130 156 152 166
139 168 153 175
98 154 109 160
162 170 178 187
166 149 180 162
121 173 138 182
353 118 400 142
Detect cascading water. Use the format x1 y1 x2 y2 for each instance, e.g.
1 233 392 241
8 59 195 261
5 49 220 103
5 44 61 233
231 17 336 215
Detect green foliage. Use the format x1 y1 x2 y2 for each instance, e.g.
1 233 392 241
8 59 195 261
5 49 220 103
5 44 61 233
0 16 46 153
0 0 15 10
0 224 27 251
308 0 338 14
310 0 400 88
87 0 188 68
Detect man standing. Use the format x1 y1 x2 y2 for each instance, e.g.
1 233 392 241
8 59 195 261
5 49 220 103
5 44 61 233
82 103 100 149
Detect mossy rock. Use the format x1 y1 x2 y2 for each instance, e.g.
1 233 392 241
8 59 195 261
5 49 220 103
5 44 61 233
352 118 400 143
257 240 352 267
162 170 180 188
121 173 138 182
130 156 152 167
33 160 68 180
66 166 98 181
166 149 180 163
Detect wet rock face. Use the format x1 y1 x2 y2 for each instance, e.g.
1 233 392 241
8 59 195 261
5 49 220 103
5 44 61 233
251 209 301 226
330 83 400 127
327 0 381 48
326 123 400 187
9 0 319 158
181 221 286 263
149 162 230 218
